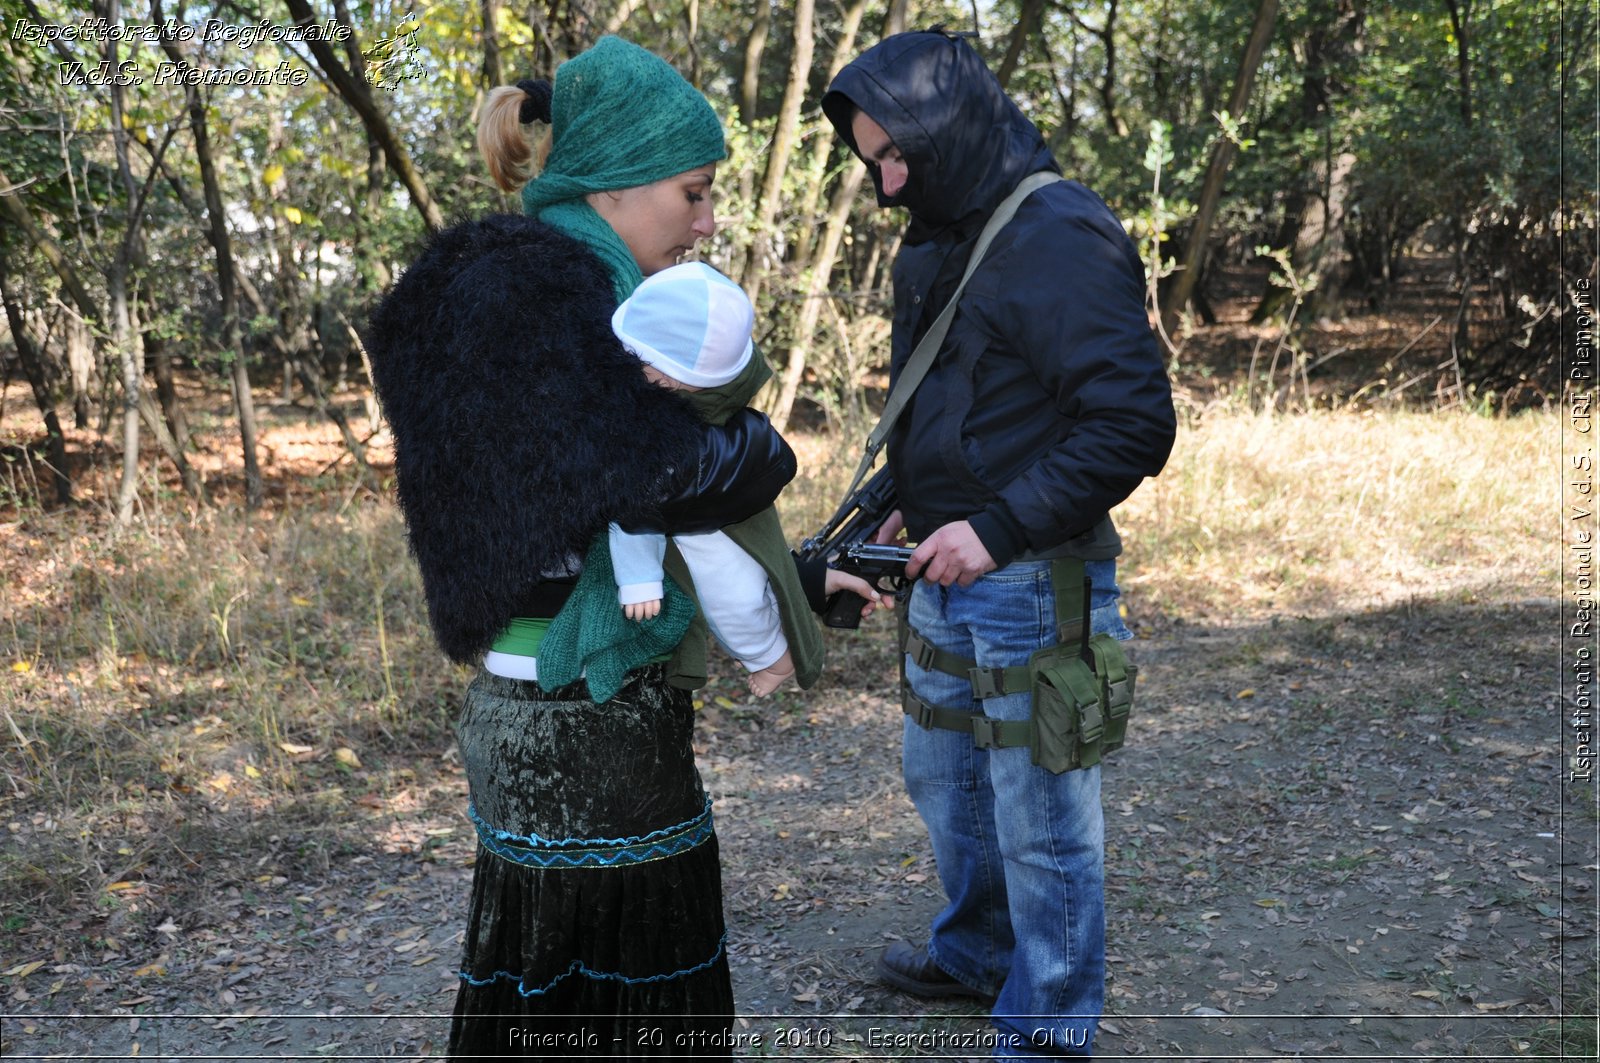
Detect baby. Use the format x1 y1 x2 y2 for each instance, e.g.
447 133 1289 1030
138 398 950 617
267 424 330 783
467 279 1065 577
608 263 796 696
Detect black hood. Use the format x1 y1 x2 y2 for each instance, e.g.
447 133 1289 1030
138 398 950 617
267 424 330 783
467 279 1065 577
823 30 1058 241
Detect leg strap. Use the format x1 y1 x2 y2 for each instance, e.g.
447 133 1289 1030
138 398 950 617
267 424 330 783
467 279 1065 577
896 559 1104 761
902 686 1033 749
899 621 1032 700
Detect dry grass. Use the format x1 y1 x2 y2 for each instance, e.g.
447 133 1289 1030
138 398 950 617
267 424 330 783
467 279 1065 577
1 490 465 930
0 402 1560 942
1119 407 1556 621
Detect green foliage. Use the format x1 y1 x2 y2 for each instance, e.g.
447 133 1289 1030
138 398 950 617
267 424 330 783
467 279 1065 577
0 0 1584 478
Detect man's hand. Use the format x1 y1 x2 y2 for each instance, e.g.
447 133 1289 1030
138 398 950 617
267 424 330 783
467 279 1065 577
824 567 893 619
906 520 996 587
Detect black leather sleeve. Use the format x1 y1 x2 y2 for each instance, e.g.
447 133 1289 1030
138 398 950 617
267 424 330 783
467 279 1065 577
630 408 797 534
792 554 831 615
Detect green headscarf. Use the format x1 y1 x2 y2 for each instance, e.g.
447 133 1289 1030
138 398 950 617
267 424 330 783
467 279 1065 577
521 36 727 302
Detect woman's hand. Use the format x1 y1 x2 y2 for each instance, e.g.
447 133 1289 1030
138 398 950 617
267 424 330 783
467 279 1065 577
824 568 894 621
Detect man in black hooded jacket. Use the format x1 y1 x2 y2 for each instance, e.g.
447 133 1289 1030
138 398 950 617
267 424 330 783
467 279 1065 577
823 31 1176 1057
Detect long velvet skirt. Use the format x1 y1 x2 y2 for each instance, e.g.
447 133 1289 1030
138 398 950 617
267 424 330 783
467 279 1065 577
447 665 734 1059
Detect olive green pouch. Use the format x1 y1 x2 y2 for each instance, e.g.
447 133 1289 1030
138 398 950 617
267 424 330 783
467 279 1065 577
1028 643 1103 773
1026 560 1138 774
1089 634 1136 755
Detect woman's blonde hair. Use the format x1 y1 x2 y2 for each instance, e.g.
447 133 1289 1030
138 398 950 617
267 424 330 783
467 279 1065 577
477 84 551 193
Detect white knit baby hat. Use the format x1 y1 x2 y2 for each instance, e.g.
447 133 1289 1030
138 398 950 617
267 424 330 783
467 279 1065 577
611 262 755 388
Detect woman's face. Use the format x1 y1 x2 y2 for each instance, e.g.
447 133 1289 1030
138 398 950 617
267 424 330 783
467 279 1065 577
590 165 718 275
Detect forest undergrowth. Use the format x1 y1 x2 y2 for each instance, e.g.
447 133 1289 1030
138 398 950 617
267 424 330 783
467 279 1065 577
0 293 1589 1058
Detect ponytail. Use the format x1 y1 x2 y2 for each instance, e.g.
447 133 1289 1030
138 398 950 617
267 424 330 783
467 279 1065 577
477 80 553 193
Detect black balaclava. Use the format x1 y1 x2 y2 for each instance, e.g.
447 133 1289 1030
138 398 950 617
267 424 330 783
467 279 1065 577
822 30 1059 243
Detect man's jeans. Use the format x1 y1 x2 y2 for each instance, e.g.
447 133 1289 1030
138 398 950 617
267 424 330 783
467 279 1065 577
901 558 1129 1059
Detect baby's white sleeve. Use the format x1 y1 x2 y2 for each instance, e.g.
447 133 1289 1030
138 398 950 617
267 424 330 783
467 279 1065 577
608 523 666 605
673 530 787 671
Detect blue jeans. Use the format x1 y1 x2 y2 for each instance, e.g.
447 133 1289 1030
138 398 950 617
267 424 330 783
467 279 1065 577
901 558 1130 1059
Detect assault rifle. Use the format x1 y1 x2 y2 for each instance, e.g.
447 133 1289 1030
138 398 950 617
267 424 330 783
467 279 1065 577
798 465 914 628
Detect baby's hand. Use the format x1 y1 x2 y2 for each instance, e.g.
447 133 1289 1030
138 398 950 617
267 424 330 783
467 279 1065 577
624 599 663 622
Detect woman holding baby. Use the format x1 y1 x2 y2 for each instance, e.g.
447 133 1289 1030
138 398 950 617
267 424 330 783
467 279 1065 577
365 35 880 1058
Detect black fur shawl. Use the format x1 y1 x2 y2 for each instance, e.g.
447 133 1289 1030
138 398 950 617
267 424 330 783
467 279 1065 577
364 214 702 662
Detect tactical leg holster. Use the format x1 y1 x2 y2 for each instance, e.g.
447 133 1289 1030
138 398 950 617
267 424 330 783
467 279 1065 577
899 558 1136 774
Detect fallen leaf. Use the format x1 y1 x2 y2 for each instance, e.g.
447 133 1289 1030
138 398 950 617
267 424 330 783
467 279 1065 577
279 742 315 755
3 961 44 978
334 747 362 768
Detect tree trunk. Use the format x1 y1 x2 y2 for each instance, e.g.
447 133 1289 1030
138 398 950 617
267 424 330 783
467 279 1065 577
790 0 868 234
284 0 445 232
104 2 141 524
739 0 772 124
1444 0 1473 126
771 162 867 434
295 358 374 484
266 107 315 399
67 314 92 429
683 0 702 89
1098 0 1127 136
482 0 504 87
1297 145 1359 318
740 0 815 305
1043 18 1081 161
1252 0 1367 321
996 0 1046 90
883 0 909 36
1160 0 1279 333
143 321 191 449
0 253 72 504
825 0 867 83
156 3 263 508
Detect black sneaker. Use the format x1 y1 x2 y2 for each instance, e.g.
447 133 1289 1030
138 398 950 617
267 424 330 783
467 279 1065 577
875 941 997 1003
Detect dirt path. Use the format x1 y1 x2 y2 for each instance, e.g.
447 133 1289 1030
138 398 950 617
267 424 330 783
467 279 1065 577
3 591 1587 1059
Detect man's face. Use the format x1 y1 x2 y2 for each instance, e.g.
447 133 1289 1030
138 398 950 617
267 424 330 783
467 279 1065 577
850 110 908 199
